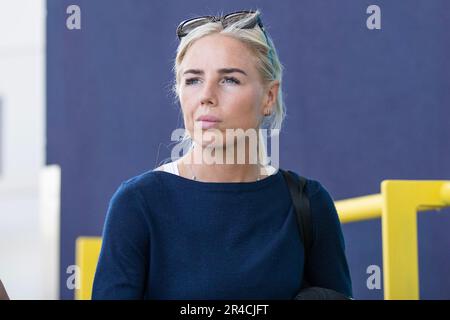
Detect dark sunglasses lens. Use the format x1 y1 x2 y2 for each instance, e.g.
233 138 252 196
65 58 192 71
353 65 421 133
179 17 211 37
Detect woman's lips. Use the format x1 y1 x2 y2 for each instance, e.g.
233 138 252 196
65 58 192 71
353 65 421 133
196 120 221 129
195 115 222 129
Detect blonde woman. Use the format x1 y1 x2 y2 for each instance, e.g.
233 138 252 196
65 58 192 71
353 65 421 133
92 10 352 300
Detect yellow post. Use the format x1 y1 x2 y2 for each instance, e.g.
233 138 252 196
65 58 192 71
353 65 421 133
381 180 450 300
75 237 102 300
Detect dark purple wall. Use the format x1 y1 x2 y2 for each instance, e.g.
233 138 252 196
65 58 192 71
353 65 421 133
46 0 450 299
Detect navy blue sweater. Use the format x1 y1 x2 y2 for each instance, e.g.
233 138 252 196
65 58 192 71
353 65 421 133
92 169 352 299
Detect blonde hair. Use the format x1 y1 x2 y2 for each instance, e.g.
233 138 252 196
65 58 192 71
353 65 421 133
167 10 286 167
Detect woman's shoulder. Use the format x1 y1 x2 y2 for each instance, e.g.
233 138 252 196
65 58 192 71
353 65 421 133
305 178 327 199
113 168 166 198
284 169 325 199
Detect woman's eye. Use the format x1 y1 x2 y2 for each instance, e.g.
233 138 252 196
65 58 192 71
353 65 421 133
222 77 240 84
184 77 240 86
185 78 200 85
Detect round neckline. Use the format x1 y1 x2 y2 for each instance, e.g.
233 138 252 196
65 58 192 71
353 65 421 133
153 167 282 192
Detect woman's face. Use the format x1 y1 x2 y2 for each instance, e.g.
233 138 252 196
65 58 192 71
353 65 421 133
178 33 279 151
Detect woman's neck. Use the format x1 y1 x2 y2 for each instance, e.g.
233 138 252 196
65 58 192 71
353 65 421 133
178 145 268 183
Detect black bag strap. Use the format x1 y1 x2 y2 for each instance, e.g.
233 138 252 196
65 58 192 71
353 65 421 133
281 169 313 287
281 169 353 299
281 169 313 255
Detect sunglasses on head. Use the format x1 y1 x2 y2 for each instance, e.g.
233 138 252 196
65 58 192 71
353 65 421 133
176 10 265 40
176 10 275 69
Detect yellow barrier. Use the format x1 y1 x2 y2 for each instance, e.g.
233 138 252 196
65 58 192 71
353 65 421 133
75 237 102 300
336 180 450 300
380 180 450 299
75 180 450 300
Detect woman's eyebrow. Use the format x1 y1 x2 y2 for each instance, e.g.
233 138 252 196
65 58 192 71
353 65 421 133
183 68 248 76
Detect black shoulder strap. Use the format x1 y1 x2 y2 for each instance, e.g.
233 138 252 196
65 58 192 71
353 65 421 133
281 169 313 263
282 170 353 299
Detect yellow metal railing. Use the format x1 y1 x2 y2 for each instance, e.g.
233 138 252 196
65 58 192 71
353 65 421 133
335 180 450 300
76 180 450 300
75 237 102 300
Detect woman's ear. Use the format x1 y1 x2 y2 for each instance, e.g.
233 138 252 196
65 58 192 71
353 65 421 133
263 80 280 114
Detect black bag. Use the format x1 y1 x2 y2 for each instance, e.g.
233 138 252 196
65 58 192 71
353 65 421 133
281 169 352 300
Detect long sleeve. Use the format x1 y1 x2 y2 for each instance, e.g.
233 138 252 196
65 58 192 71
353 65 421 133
304 181 353 298
92 181 150 299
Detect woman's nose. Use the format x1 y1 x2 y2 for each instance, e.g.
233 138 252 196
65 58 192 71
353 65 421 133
199 81 217 106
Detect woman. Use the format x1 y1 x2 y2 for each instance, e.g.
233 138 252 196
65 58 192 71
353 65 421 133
0 280 9 300
92 10 352 300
